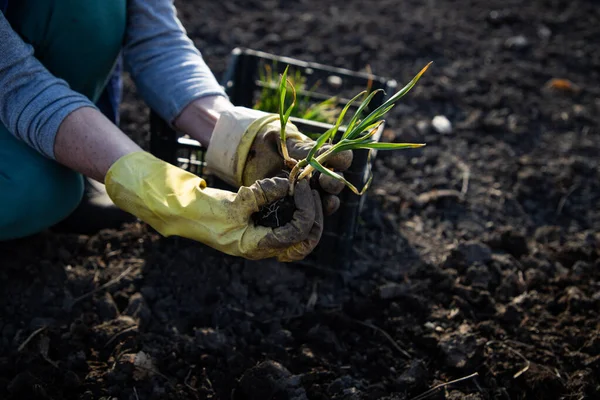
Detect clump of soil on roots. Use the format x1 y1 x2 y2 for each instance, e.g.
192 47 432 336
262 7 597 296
252 196 296 228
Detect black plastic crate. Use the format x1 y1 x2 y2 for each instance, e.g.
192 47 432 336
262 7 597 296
150 48 398 268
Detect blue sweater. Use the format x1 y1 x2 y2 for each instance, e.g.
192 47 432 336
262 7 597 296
0 0 226 159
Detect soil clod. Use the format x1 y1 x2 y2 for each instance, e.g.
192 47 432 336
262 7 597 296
253 196 296 228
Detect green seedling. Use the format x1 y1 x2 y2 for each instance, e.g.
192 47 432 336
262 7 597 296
278 62 431 195
254 64 340 126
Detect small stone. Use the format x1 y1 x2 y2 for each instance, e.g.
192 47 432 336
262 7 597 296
395 359 428 387
195 328 228 352
90 316 137 346
327 375 357 395
298 346 316 364
259 33 281 46
488 227 529 258
496 272 526 302
487 9 517 25
431 115 452 134
438 328 481 369
525 268 547 288
445 241 492 270
269 329 294 346
96 292 119 321
69 319 90 338
140 286 157 302
123 293 151 325
424 321 436 331
505 35 529 50
571 261 592 278
327 75 343 88
112 352 136 379
465 264 492 288
132 351 159 381
377 282 410 300
534 225 562 244
416 120 430 133
538 25 552 39
81 391 94 400
496 304 523 324
342 387 361 399
483 111 505 129
447 391 483 400
307 325 339 350
233 360 307 400
559 286 591 310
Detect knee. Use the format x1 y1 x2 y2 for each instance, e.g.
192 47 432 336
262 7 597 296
0 160 83 240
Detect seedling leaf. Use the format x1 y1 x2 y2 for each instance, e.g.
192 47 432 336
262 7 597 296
367 62 432 123
351 104 394 137
306 90 367 161
279 66 289 129
343 89 384 140
275 62 431 197
335 142 425 153
344 62 431 142
302 96 338 122
307 127 335 162
309 159 370 195
351 120 385 143
278 67 296 164
283 78 297 121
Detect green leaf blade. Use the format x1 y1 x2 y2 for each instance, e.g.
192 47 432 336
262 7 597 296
367 62 432 121
306 90 367 161
306 127 335 162
308 159 368 195
279 66 289 122
343 89 384 140
340 62 432 142
334 142 426 153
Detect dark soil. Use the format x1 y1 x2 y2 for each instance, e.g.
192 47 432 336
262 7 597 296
253 197 296 228
2 0 599 399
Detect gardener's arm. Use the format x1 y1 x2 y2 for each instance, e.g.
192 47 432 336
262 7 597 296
0 13 142 182
1 3 223 182
122 0 230 147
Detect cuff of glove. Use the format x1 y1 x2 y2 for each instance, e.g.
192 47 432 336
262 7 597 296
205 107 278 187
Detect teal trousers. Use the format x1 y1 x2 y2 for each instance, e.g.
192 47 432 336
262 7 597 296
0 0 126 240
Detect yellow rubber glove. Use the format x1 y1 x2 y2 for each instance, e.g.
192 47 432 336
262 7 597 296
205 107 353 215
105 152 323 262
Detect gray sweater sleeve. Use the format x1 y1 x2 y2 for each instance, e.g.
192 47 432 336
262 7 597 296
0 13 96 159
123 0 227 125
0 1 226 159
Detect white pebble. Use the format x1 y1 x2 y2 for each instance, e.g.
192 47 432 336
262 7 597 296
432 115 452 134
327 75 343 88
505 35 529 49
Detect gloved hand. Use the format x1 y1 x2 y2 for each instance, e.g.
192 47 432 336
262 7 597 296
105 152 323 262
205 107 353 215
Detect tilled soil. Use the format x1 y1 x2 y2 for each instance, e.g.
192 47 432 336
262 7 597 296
1 0 599 399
